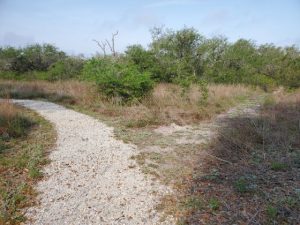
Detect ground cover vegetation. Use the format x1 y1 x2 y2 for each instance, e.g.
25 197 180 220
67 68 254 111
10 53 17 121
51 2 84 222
175 90 300 224
0 100 55 224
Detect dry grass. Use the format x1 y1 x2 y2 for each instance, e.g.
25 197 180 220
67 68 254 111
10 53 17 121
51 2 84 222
177 90 300 224
0 80 100 107
102 83 256 126
0 99 18 122
0 100 34 138
0 80 256 127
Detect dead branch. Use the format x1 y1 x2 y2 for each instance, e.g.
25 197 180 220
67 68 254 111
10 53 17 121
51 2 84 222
93 39 107 56
205 152 233 164
105 31 118 57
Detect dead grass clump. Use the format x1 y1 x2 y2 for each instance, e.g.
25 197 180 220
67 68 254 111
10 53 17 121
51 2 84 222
0 99 18 122
0 100 33 138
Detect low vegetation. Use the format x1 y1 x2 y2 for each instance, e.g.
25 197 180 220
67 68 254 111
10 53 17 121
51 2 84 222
175 90 300 224
0 80 258 127
0 100 55 224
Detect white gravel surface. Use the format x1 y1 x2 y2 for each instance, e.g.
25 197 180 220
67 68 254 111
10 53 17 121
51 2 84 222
12 100 173 225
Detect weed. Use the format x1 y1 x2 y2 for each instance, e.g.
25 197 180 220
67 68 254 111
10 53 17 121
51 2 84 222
234 177 249 193
202 168 220 181
0 184 27 224
182 196 204 210
266 205 278 219
270 162 287 171
149 152 164 163
208 198 220 210
0 100 34 138
282 196 298 208
263 95 276 107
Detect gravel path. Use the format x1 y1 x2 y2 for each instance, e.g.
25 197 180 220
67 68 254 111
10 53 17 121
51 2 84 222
12 100 173 225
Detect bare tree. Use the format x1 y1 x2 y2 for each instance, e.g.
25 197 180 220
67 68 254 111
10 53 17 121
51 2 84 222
93 39 107 56
93 31 119 57
106 31 118 57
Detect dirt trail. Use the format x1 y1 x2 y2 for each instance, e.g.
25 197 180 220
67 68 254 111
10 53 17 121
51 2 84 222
154 98 261 146
12 100 173 225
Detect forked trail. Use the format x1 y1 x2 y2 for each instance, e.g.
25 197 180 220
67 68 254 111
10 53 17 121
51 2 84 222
13 100 173 225
13 97 262 225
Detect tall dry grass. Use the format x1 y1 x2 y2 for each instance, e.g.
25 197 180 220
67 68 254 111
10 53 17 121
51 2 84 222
0 99 18 122
121 83 254 125
0 80 256 126
0 99 34 138
0 80 101 106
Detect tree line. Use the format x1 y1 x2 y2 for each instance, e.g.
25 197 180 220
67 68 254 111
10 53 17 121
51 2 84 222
1 27 299 101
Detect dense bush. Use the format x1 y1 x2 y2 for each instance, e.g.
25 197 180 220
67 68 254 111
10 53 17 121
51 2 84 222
0 44 66 73
127 27 300 89
0 44 85 81
82 57 153 102
47 57 84 80
149 27 203 82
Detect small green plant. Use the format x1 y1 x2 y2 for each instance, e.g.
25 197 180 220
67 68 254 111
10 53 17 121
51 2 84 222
271 162 287 171
28 167 42 179
183 196 204 210
266 205 277 219
234 177 248 193
209 198 220 210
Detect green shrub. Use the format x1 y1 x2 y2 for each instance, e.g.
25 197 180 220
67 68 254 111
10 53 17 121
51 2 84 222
47 57 84 81
243 74 276 91
82 57 153 102
0 71 20 80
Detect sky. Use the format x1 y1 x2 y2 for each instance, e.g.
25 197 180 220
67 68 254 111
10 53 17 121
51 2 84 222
0 0 300 56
